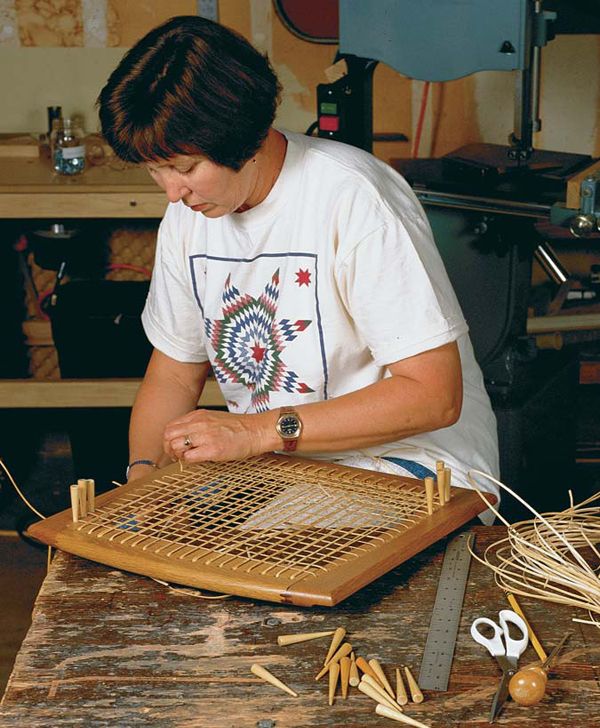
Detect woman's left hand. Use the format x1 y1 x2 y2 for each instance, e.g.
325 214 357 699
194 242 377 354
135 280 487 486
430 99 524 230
163 408 271 463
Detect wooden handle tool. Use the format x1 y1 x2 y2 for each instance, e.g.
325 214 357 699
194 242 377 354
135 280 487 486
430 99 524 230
509 632 571 706
277 630 335 646
250 663 298 697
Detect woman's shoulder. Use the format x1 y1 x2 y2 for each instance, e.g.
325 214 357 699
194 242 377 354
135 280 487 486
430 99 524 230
286 131 422 218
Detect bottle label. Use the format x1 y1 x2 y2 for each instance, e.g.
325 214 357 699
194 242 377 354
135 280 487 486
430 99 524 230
61 145 85 160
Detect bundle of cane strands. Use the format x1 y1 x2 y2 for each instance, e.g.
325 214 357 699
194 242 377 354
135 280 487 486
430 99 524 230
469 470 600 625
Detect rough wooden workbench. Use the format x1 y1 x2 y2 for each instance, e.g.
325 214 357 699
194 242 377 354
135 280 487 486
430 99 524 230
1 526 598 727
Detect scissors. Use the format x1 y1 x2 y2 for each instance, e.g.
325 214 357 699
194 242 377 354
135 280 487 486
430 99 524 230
470 609 529 723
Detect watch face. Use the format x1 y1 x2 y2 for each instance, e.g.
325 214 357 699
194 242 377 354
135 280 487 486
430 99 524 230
279 415 300 437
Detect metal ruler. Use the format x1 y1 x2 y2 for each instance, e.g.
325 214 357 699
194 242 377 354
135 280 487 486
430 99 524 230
418 532 474 691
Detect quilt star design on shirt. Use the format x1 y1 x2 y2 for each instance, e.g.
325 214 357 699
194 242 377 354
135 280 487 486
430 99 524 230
295 268 311 286
205 268 314 412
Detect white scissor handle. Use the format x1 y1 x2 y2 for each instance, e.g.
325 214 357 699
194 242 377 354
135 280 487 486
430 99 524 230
470 617 506 657
498 609 529 661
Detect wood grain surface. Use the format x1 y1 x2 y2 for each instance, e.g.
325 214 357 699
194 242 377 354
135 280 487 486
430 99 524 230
1 526 598 727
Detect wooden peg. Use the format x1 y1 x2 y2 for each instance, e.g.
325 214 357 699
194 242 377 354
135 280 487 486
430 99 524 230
444 466 451 502
361 675 403 712
424 477 434 515
349 652 360 687
339 656 351 698
375 703 431 728
277 630 335 646
368 658 395 698
69 484 79 523
315 642 352 680
403 665 424 703
436 468 446 506
250 663 298 697
328 661 340 705
395 666 408 706
355 656 384 686
323 627 346 665
436 459 445 475
76 479 88 518
358 679 401 712
84 479 95 512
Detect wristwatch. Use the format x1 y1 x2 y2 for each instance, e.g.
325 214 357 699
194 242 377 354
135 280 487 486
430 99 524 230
275 407 303 452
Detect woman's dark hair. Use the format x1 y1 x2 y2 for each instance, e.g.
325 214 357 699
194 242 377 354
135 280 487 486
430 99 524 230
97 15 281 170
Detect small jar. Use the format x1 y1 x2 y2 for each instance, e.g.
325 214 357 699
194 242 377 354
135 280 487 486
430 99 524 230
53 118 86 175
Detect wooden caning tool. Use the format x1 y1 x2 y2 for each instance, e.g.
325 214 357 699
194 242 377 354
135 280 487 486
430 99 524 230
358 678 402 713
355 656 384 685
361 675 404 712
375 703 431 728
424 477 435 515
395 666 409 705
250 663 298 697
404 665 424 703
349 652 360 687
368 658 395 698
277 630 335 646
328 661 340 705
339 656 351 698
315 642 353 680
323 627 346 664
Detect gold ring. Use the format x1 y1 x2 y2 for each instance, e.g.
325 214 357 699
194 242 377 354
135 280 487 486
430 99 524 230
183 435 192 448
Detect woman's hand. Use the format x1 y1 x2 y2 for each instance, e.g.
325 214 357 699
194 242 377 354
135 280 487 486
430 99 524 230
163 409 272 463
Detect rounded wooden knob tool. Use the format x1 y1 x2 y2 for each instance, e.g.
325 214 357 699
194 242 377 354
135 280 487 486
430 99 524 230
509 666 547 706
368 658 395 698
277 630 335 646
403 665 424 703
509 631 571 706
375 703 432 728
250 663 298 697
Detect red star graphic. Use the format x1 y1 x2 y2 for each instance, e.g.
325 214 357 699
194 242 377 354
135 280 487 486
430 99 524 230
251 344 266 362
295 268 311 287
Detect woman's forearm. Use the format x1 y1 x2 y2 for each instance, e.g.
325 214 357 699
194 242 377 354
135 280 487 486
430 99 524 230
127 350 210 479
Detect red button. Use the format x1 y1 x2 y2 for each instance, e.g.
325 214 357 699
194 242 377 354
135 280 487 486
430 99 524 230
319 115 340 132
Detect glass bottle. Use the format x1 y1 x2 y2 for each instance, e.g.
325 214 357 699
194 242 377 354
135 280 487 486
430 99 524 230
53 118 86 175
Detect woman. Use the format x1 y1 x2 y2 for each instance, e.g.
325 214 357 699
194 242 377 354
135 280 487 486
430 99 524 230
98 15 498 505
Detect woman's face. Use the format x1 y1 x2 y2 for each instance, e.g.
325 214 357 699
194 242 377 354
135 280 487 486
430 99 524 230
146 154 259 217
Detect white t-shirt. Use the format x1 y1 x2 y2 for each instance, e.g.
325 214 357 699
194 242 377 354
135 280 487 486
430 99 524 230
142 131 499 505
